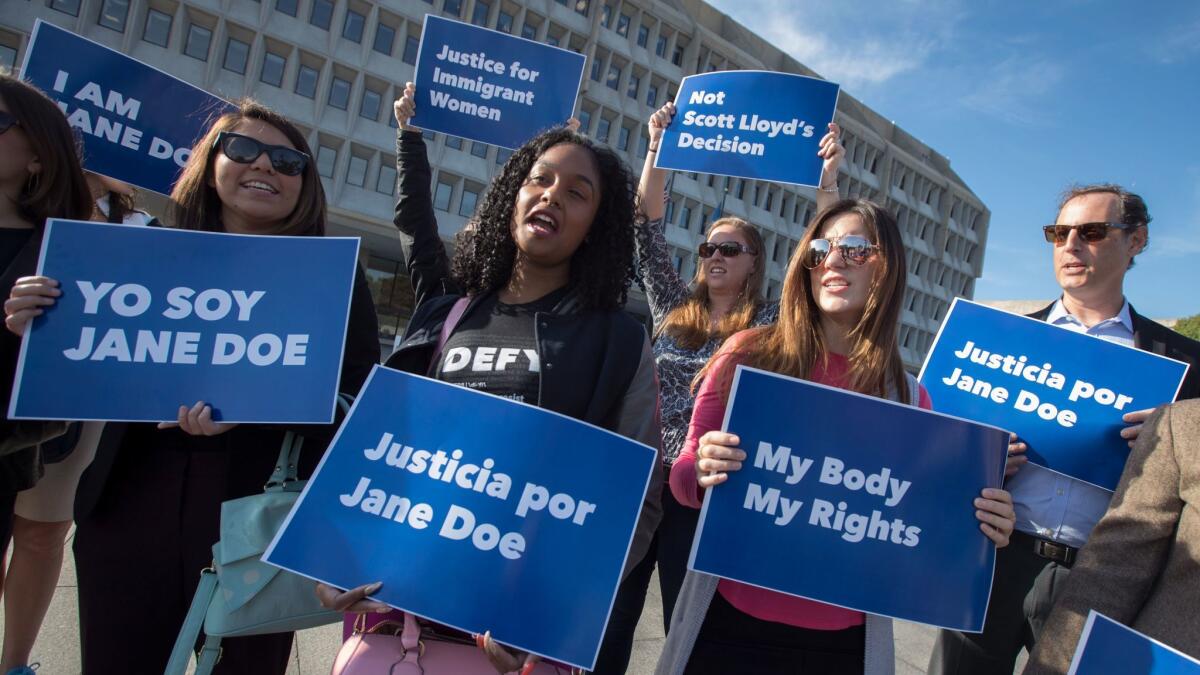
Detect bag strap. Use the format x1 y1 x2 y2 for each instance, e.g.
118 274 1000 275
194 634 222 675
401 613 422 666
427 296 471 376
165 568 219 675
266 432 303 488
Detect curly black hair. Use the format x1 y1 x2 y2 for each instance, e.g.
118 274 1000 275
450 127 639 311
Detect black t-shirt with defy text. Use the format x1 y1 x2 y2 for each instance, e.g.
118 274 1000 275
434 287 569 404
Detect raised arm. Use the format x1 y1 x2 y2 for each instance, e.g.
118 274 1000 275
633 102 690 324
393 82 458 310
814 122 845 216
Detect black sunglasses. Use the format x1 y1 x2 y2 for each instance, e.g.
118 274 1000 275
698 241 757 258
801 235 880 269
213 131 310 176
1042 222 1133 245
0 111 18 134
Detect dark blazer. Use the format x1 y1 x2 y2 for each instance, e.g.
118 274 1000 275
1028 301 1200 401
1 228 49 492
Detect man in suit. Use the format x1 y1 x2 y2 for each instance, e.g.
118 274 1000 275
1023 399 1200 673
930 183 1200 674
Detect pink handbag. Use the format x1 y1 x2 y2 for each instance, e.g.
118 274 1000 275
331 612 574 675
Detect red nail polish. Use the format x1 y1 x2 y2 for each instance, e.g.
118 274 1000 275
521 663 536 675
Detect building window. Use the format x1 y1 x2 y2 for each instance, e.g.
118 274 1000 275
574 0 590 16
402 35 419 64
589 58 603 83
546 33 559 47
646 84 658 107
496 148 512 165
97 0 130 32
376 163 397 195
595 116 610 142
443 0 462 17
605 64 621 90
470 142 488 158
459 185 480 217
521 22 537 40
310 0 333 29
346 156 367 187
374 23 396 55
636 24 649 48
600 3 612 27
143 8 172 47
295 64 319 98
360 88 382 120
617 125 630 151
365 255 414 341
222 38 249 74
626 74 639 99
636 132 648 158
275 0 298 17
260 52 286 87
497 10 514 33
672 44 684 66
616 13 631 37
472 1 490 26
0 45 16 74
50 0 81 16
576 109 591 132
679 204 691 229
655 35 667 57
183 24 212 61
434 176 454 211
445 136 463 150
342 9 365 42
316 145 337 178
328 76 351 109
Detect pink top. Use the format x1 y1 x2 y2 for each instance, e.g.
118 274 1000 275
670 330 931 630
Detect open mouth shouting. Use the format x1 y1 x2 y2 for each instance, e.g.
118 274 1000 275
525 208 560 237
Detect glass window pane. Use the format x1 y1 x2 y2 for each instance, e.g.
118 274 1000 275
521 23 537 40
346 156 367 187
459 186 479 217
276 0 298 17
342 10 365 42
143 9 172 47
471 1 490 26
574 0 590 16
295 65 318 98
373 23 396 55
376 163 397 195
443 0 462 17
595 116 610 142
497 11 514 33
470 142 488 158
646 84 657 107
402 35 419 65
0 45 16 74
317 145 337 178
434 178 454 211
605 64 620 90
577 109 591 132
310 0 333 29
496 148 512 165
223 38 249 74
627 74 639 98
360 89 381 120
328 76 351 109
636 25 649 48
616 13 630 37
98 0 130 32
50 0 81 17
617 125 629 151
184 24 212 61
445 136 462 150
260 52 286 87
655 35 667 57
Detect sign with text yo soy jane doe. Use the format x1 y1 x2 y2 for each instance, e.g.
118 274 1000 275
410 15 585 149
918 299 1188 491
21 20 234 195
655 70 840 187
8 220 359 424
263 366 657 671
689 366 1007 632
1068 611 1200 675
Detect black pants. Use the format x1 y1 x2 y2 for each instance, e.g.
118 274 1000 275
592 484 699 675
0 490 15 557
686 592 864 675
928 531 1072 675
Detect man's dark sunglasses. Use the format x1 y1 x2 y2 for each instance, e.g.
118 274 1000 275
0 111 19 134
698 241 757 258
213 131 310 176
1042 222 1134 245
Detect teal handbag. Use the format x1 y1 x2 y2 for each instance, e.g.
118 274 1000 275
164 399 349 675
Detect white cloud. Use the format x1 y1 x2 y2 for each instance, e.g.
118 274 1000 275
1146 19 1200 64
959 56 1065 127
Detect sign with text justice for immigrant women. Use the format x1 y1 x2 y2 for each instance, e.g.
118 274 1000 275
919 299 1189 491
1068 611 1200 675
410 15 586 149
8 220 360 424
655 70 840 187
20 20 234 195
688 366 1008 632
264 366 658 671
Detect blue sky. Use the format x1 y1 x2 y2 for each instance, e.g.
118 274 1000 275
708 0 1200 319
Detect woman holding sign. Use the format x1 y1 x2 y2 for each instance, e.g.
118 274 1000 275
594 103 845 673
656 200 1016 675
314 84 662 674
7 100 382 674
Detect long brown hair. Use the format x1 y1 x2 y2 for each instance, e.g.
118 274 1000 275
0 75 92 226
700 200 907 400
657 217 767 349
170 100 324 235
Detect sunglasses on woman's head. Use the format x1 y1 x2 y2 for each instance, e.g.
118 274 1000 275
801 235 879 269
698 241 757 258
1041 222 1132 245
0 111 18 134
212 131 310 176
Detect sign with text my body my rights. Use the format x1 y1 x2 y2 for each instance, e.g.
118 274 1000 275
919 299 1189 491
8 220 359 423
410 15 585 149
21 20 234 195
264 366 657 671
689 366 1007 632
655 70 840 187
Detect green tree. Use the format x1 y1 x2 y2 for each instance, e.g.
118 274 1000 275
1176 313 1200 341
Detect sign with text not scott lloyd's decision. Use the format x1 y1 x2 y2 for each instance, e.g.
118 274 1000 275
410 15 585 149
655 70 840 187
690 366 1007 632
1068 611 1200 675
20 20 234 195
263 366 657 671
8 220 359 424
919 299 1188 491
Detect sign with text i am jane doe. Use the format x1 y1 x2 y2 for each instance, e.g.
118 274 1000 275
263 366 657 671
1068 611 1200 675
20 20 234 195
689 366 1007 632
410 15 585 149
655 70 840 187
8 220 359 424
919 299 1188 491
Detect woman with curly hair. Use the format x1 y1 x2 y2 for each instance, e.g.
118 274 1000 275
316 83 663 674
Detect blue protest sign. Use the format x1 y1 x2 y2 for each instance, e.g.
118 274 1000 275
20 20 234 195
919 299 1189 491
1069 611 1200 675
410 15 585 149
689 366 1006 632
8 220 359 424
655 70 840 187
264 366 657 671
